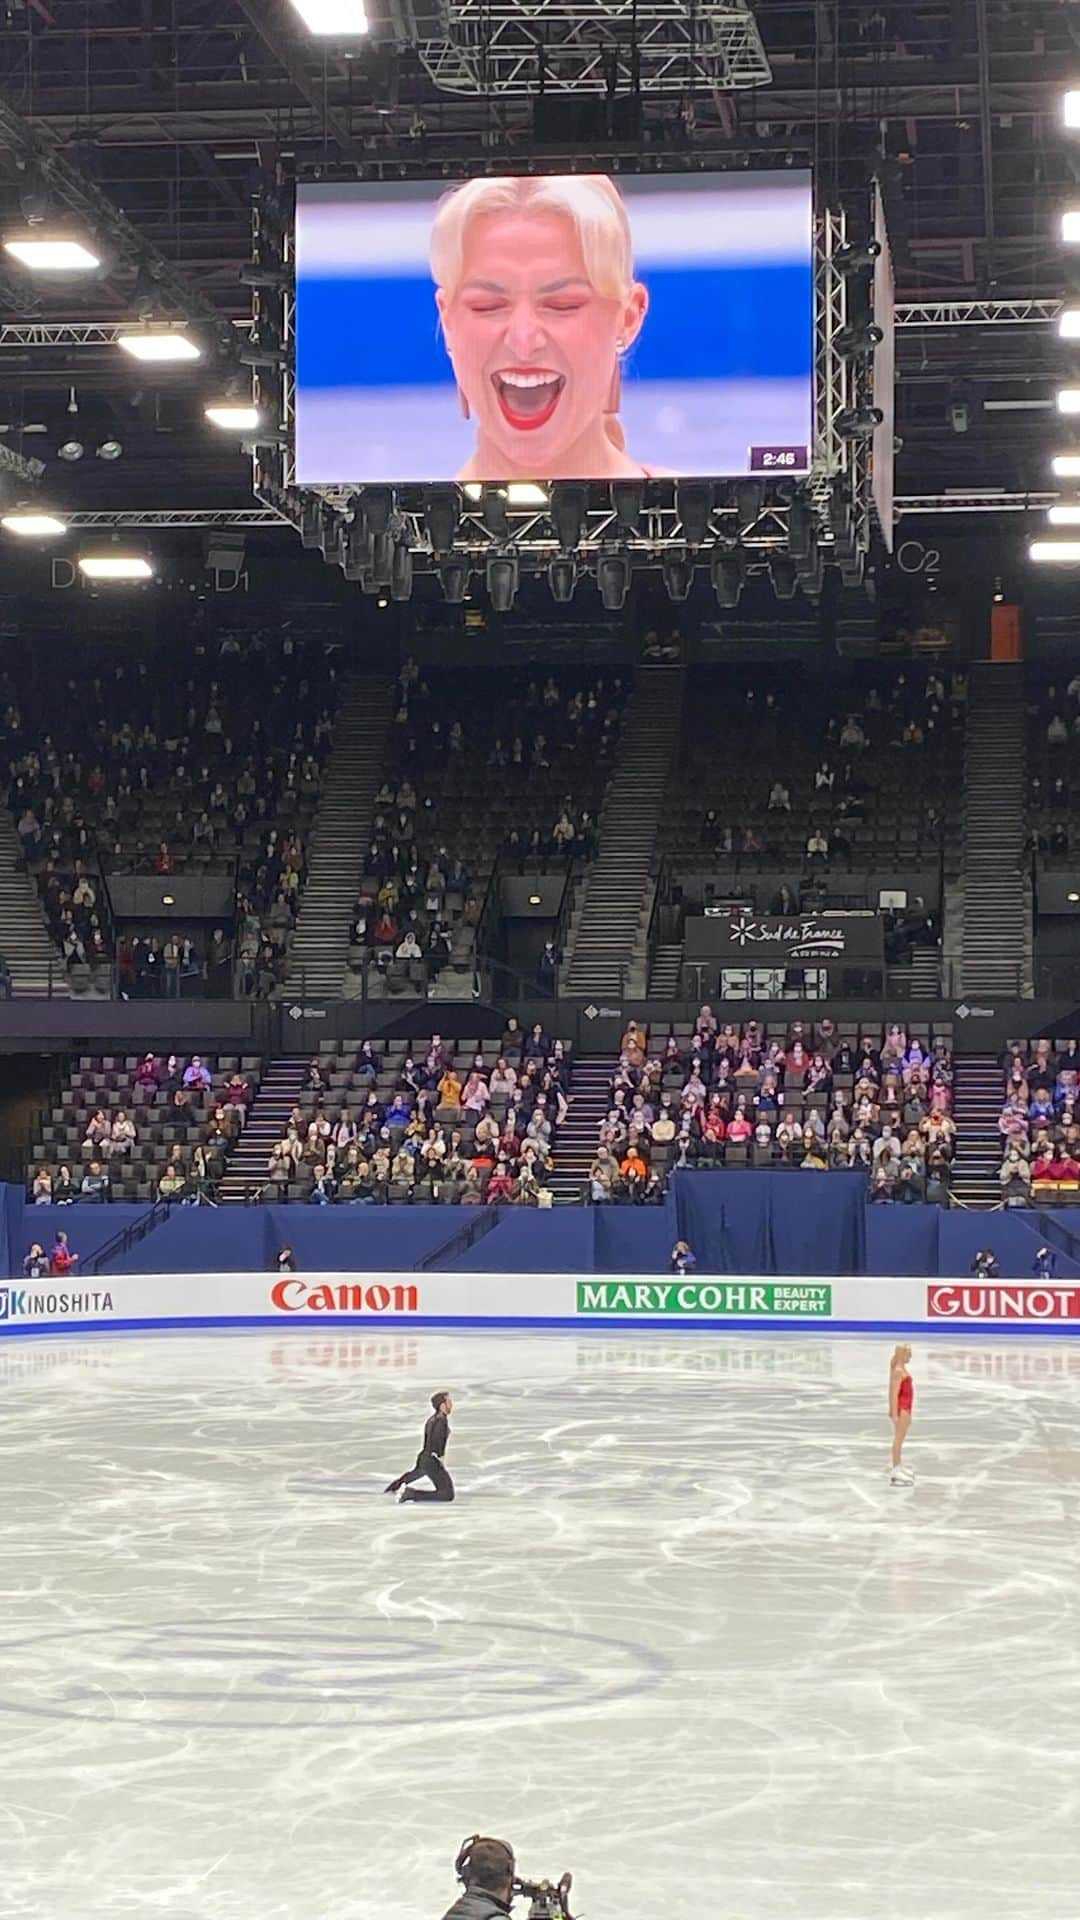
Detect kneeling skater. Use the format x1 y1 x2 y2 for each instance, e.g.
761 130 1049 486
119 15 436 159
386 1391 455 1502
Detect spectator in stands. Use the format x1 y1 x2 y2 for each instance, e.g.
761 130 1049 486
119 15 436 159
80 1160 111 1203
158 1163 186 1203
53 1164 75 1204
31 1166 52 1203
49 1231 78 1277
970 1249 1000 1278
183 1055 212 1091
107 1109 136 1159
134 1052 161 1092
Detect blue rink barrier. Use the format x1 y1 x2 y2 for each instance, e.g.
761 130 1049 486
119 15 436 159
6 1177 1080 1283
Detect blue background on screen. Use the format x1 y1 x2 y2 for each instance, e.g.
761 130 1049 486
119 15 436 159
295 263 814 391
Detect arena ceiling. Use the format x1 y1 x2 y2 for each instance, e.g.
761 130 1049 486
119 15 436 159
0 0 1073 528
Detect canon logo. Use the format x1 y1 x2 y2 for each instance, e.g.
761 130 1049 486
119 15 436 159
271 1279 419 1315
927 1284 1080 1321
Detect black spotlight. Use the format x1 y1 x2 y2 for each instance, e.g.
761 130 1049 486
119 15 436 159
390 539 414 602
834 238 882 276
486 550 519 612
596 550 631 611
611 479 644 533
300 497 323 551
363 486 393 536
551 483 587 552
342 515 373 582
837 406 884 440
735 477 764 530
662 549 695 602
840 550 866 587
676 480 713 547
439 555 471 604
770 554 798 601
827 476 853 537
371 530 394 588
318 506 343 562
797 537 825 598
787 496 815 562
548 556 579 603
424 484 462 555
836 322 884 360
710 544 745 608
482 488 510 540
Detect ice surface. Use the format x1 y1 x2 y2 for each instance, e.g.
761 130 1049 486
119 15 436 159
2 1326 1080 1920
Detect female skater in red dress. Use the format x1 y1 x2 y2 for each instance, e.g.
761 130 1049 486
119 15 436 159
889 1344 914 1486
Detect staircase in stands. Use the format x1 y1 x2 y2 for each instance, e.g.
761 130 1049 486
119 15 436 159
648 941 684 996
0 812 70 996
956 661 1031 998
283 677 393 999
563 666 685 998
549 1055 613 1203
219 1058 308 1204
950 1051 1004 1207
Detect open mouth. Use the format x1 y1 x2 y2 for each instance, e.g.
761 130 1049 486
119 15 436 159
492 369 565 432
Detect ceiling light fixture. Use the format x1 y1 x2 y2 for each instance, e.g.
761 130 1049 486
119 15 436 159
1047 506 1080 525
507 483 548 506
1062 210 1080 243
1057 390 1080 414
57 440 84 462
1051 454 1080 478
1 511 67 537
287 0 369 31
78 553 154 581
1059 307 1080 341
1030 540 1080 563
96 440 123 462
3 233 100 272
117 327 201 363
204 403 261 431
1066 91 1080 128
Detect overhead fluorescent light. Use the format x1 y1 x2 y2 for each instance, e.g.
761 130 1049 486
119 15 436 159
984 397 1054 412
1 511 67 537
1059 307 1080 341
3 234 101 272
1063 210 1080 243
78 554 154 580
1048 505 1080 525
1066 92 1080 129
287 0 369 31
1052 454 1080 478
1058 390 1080 414
1030 540 1080 563
204 403 261 431
117 327 201 363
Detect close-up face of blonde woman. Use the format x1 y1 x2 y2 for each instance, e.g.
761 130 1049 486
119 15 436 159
431 175 649 480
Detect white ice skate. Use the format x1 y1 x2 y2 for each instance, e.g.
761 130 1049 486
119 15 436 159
890 1466 914 1487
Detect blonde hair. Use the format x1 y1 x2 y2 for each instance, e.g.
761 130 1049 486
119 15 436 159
891 1344 911 1367
430 173 635 306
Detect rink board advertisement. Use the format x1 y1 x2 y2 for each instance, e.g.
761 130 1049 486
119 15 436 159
3 1274 1080 1336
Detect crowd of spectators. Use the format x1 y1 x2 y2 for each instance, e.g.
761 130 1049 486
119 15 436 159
1 628 338 993
664 665 964 882
27 1051 258 1204
344 662 625 992
261 1023 572 1205
998 1036 1080 1204
588 1011 956 1205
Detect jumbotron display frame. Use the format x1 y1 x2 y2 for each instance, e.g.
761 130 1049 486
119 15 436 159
251 159 876 597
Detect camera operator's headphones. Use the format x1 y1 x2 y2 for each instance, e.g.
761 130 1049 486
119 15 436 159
456 1835 515 1888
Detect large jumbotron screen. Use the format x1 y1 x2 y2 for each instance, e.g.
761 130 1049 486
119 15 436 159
294 171 815 486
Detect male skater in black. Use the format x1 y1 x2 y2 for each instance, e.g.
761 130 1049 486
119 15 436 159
385 1391 455 1501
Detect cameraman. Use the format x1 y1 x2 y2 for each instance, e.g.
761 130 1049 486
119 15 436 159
441 1837 516 1920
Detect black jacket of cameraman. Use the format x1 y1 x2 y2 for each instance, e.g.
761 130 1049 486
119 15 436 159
440 1894 512 1920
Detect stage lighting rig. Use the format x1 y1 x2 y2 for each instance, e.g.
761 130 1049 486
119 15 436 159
390 539 414 601
487 549 519 611
551 483 587 552
439 554 471 602
769 554 797 600
548 556 579 602
596 549 631 611
482 488 510 541
611 481 644 534
363 486 394 536
676 481 713 547
835 323 884 361
424 484 463 555
710 545 745 608
662 549 695 602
